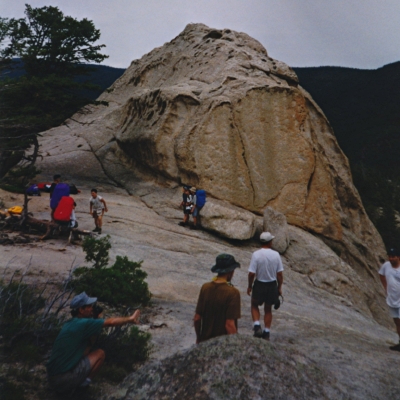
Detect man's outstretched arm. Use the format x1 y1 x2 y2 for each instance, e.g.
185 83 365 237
103 310 140 327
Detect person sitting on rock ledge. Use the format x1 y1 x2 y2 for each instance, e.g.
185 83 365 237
379 248 400 351
247 232 284 341
194 254 241 343
46 292 140 395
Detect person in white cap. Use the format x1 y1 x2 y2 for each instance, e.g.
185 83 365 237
247 232 283 340
47 292 140 394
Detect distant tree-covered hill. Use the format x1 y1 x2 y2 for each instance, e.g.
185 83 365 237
2 60 126 99
294 63 400 248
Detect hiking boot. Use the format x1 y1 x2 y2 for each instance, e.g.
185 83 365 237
92 227 99 232
253 325 262 338
98 229 102 234
261 331 270 341
190 225 198 230
178 222 187 227
389 343 400 351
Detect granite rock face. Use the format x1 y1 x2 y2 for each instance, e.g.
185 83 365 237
36 23 387 320
101 335 343 400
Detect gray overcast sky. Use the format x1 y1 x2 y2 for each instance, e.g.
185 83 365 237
2 0 400 69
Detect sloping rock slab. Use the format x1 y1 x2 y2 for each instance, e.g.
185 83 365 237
102 335 343 400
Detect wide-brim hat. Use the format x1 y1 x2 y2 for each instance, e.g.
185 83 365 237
189 186 197 193
260 232 275 242
70 292 97 309
211 254 240 274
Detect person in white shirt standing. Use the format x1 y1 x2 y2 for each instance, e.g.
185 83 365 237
89 189 108 234
247 232 283 341
379 248 400 351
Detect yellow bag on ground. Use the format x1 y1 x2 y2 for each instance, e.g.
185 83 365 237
8 206 23 215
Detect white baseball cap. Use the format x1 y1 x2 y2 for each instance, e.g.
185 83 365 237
260 232 275 242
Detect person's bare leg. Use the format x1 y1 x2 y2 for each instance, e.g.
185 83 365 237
97 215 103 229
87 349 105 379
93 212 99 229
251 298 261 322
264 304 272 329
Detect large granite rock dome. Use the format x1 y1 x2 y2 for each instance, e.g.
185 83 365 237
36 23 387 323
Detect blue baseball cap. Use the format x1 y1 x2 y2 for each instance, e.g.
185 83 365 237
70 292 97 309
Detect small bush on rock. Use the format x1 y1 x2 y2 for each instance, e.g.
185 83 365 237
82 235 112 269
73 236 151 307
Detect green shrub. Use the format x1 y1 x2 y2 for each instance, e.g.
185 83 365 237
7 366 34 383
9 343 42 366
82 235 112 269
0 281 45 319
0 378 26 400
0 277 68 365
0 281 45 342
73 236 151 307
97 325 151 380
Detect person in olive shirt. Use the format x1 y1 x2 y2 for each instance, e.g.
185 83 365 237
194 254 241 343
47 292 140 394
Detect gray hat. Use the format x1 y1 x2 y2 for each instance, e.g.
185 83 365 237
70 292 97 309
211 254 240 274
260 232 275 242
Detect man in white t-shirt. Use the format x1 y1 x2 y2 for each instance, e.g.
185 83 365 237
247 232 283 341
379 248 400 351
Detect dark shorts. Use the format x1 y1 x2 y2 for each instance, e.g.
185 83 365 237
184 207 192 215
48 356 90 394
251 280 279 306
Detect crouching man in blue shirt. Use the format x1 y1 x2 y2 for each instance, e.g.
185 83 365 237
46 292 140 394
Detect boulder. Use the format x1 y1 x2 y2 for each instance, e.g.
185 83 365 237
285 225 390 327
102 335 343 400
200 198 256 240
35 23 387 323
263 206 289 253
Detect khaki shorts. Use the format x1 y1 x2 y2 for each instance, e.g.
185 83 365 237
48 356 90 394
